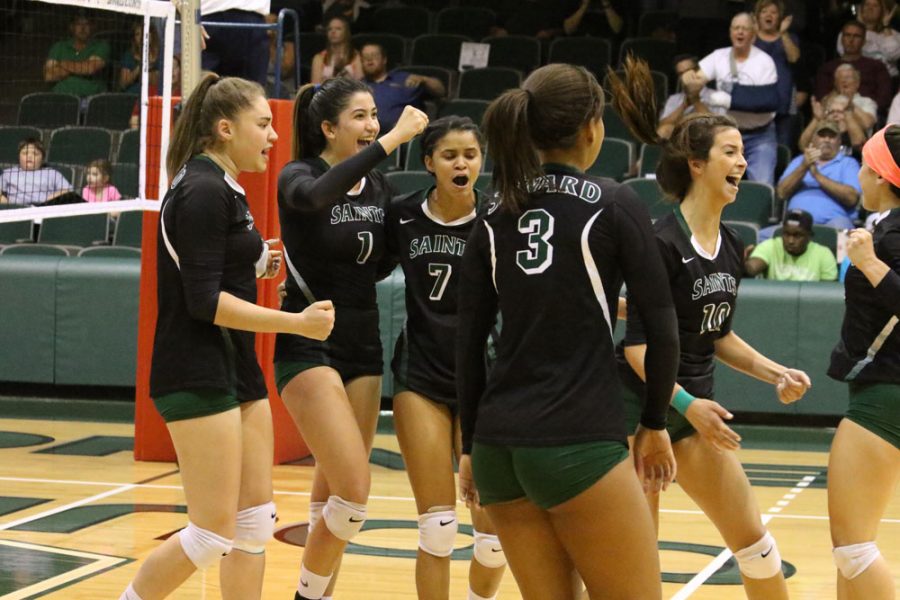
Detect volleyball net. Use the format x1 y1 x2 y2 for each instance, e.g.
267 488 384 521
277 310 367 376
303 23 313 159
0 0 181 230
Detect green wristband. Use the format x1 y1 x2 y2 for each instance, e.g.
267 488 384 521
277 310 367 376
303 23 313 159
671 388 695 415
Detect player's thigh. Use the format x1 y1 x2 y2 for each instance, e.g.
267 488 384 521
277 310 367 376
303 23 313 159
345 374 382 452
236 398 274 509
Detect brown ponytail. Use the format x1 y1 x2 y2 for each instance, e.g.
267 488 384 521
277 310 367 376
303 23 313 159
606 56 661 147
166 74 265 176
482 88 539 213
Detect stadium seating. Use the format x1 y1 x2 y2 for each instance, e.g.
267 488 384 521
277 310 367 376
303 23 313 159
397 65 454 99
638 10 677 37
18 93 80 129
84 93 139 130
0 219 33 245
47 127 112 166
483 35 541 74
353 33 407 68
435 7 495 40
638 144 663 178
723 181 775 228
116 129 140 165
618 38 678 86
38 213 110 246
373 6 431 39
724 220 760 248
602 107 639 149
386 171 432 196
1 243 70 256
458 67 521 101
78 245 141 258
437 99 489 124
112 162 139 198
113 210 143 248
588 137 632 181
547 37 611 80
411 34 472 70
622 177 671 220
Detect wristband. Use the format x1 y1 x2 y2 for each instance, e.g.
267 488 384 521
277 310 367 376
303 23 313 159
671 388 695 415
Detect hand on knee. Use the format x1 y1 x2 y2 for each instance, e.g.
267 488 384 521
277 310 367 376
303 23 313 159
472 530 506 569
417 506 457 558
179 522 233 569
322 495 367 541
232 501 276 554
833 541 881 580
734 531 782 579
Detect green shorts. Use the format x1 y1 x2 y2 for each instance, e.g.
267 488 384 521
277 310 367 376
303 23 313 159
471 440 629 510
846 382 900 449
274 360 325 395
622 385 696 443
153 388 240 423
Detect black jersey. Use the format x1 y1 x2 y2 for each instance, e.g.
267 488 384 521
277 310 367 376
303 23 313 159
619 208 744 400
276 143 394 312
385 187 485 404
829 208 900 384
150 156 267 399
457 165 679 453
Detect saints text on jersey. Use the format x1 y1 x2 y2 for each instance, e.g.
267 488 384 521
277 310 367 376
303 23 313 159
408 234 467 259
691 272 738 300
330 203 385 225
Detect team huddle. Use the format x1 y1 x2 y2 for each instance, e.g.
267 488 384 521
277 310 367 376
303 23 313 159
119 59 899 600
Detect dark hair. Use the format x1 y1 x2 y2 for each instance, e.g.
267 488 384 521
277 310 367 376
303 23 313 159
323 16 358 74
18 137 44 155
483 63 603 213
753 0 785 18
420 115 484 173
884 124 900 197
292 76 371 160
843 19 867 34
87 158 112 181
166 74 265 175
607 57 739 202
671 53 698 71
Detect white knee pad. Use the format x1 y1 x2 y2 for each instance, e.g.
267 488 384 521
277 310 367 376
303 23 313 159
734 531 782 579
308 500 326 533
833 541 881 579
179 522 233 569
472 530 506 569
232 501 276 554
417 506 457 558
322 495 367 541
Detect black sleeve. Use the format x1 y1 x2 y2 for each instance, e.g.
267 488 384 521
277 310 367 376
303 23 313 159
173 181 232 322
610 190 679 430
873 230 900 315
623 235 673 348
456 219 498 454
377 198 401 280
277 141 388 212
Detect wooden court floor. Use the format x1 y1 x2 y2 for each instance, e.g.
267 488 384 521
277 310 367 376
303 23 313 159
0 416 898 599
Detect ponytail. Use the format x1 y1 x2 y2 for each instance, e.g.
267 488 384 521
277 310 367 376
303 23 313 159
292 76 370 161
483 88 540 214
166 74 219 176
293 83 320 160
606 56 661 147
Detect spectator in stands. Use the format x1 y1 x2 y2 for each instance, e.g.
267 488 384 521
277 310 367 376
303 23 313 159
82 159 121 203
745 209 839 281
836 0 900 78
775 120 861 232
563 0 628 41
311 16 362 84
801 65 877 156
675 0 730 59
690 12 779 184
43 13 110 97
0 139 71 206
119 22 160 94
657 54 714 139
360 43 445 134
492 0 575 40
816 20 892 116
191 0 270 87
129 55 181 129
754 0 801 148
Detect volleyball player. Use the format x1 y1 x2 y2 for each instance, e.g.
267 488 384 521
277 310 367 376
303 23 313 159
275 77 427 600
385 116 506 600
456 62 682 600
827 124 900 599
610 60 811 600
120 75 335 600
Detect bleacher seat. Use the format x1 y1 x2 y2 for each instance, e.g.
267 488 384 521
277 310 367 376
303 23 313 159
386 171 433 196
638 10 678 37
547 37 611 80
776 143 792 182
117 129 140 165
435 7 495 40
638 144 663 178
84 93 139 130
0 127 42 164
484 35 541 74
405 137 424 171
1 243 70 256
723 181 775 228
47 127 112 166
622 178 671 220
602 107 639 149
18 93 80 129
437 99 490 125
724 221 759 248
618 38 678 86
0 219 33 245
458 67 521 101
37 213 110 247
113 210 143 247
373 6 431 39
375 147 402 173
112 163 139 198
587 138 632 181
411 34 472 70
397 66 454 99
47 163 78 189
353 33 406 68
78 245 141 258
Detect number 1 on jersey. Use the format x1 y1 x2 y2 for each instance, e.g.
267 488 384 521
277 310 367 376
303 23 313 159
700 302 731 334
516 209 555 274
428 263 452 301
356 231 373 264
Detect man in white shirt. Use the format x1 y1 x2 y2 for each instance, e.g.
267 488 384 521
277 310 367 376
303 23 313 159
688 12 779 185
200 0 271 86
657 54 715 139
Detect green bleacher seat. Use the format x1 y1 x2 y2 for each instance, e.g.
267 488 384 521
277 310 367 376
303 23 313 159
587 138 632 181
1 243 70 256
436 7 495 40
78 245 141 258
117 129 140 164
438 99 490 125
548 37 611 80
113 210 143 247
484 35 541 74
373 6 431 39
638 144 663 178
618 38 678 85
724 220 759 248
47 127 112 166
410 34 472 70
723 181 775 228
386 171 433 197
622 177 671 220
398 66 454 99
458 67 522 101
0 219 33 244
112 162 139 198
85 93 139 130
37 213 110 246
18 93 80 129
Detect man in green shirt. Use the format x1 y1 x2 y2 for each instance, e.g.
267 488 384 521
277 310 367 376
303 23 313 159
745 208 839 281
43 14 110 97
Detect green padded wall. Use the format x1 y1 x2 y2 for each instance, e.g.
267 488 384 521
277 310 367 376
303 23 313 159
54 257 140 386
0 256 61 383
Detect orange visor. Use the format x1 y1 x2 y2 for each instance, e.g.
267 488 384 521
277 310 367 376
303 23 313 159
862 127 900 188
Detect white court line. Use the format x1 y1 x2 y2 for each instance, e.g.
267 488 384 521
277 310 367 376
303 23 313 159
668 473 821 600
0 483 137 531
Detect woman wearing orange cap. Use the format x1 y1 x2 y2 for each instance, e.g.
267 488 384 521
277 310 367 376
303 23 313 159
827 124 900 599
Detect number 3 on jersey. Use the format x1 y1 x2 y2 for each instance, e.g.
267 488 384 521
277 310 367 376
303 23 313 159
701 302 731 334
516 209 554 274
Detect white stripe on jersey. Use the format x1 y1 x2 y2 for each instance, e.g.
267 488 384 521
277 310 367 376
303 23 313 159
159 201 179 269
483 221 498 292
580 208 612 337
845 315 899 380
283 248 318 305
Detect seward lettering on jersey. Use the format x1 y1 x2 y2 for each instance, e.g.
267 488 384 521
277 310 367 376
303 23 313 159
527 174 602 203
330 203 385 224
409 234 467 259
691 272 738 300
